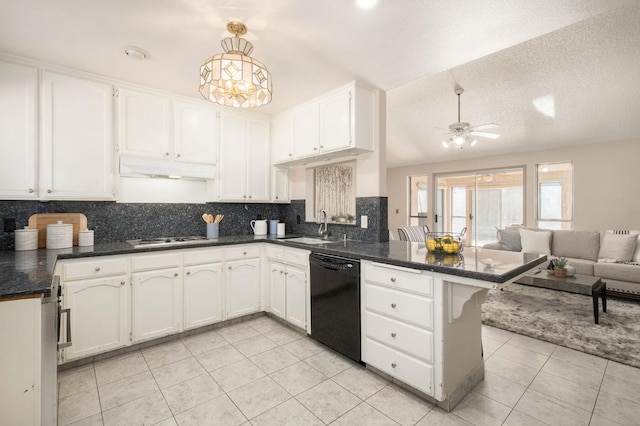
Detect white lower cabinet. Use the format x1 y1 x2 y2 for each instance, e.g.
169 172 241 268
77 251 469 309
225 246 261 319
361 261 435 396
183 248 224 330
60 257 130 362
266 247 309 330
131 252 183 342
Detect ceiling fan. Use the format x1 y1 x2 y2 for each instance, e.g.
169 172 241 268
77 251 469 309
442 87 500 148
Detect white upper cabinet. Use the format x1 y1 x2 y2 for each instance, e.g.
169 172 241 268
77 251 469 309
273 81 376 166
40 71 114 200
271 166 289 203
174 100 218 164
293 103 320 159
271 112 294 164
117 87 172 159
217 111 270 202
0 61 37 199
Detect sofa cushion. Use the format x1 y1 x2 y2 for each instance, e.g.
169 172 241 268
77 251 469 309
564 258 595 276
594 262 640 283
497 229 522 251
519 229 551 255
598 233 638 262
551 230 600 261
604 230 640 262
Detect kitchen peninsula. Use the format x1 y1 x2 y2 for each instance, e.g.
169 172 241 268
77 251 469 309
0 236 545 417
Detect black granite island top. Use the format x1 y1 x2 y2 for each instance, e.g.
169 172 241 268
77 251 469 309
0 235 546 300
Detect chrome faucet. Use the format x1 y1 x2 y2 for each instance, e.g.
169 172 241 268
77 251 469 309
318 209 329 238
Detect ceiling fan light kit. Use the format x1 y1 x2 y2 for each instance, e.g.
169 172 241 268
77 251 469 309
442 87 499 149
199 21 272 108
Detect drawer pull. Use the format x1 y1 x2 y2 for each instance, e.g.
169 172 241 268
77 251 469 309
391 303 396 308
390 277 396 282
391 332 396 338
94 267 100 272
174 273 178 277
120 281 125 286
186 271 191 275
243 251 247 255
391 362 397 368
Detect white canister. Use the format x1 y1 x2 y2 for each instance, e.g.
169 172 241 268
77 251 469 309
277 222 286 237
15 227 39 251
78 229 94 247
46 221 73 249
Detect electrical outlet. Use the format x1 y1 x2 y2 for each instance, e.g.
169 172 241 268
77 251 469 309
296 215 301 224
361 215 368 229
3 218 16 233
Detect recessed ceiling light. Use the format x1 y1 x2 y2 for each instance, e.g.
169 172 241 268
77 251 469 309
356 0 378 9
123 46 149 60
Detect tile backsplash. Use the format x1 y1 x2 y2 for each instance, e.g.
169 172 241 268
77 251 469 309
0 197 388 250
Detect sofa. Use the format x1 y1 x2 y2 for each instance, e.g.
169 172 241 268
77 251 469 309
484 227 640 298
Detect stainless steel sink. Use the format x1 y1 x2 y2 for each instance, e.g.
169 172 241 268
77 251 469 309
285 237 332 245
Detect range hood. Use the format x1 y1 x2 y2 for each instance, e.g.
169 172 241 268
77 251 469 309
119 156 215 180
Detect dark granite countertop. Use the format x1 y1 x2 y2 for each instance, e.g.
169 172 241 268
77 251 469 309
0 234 546 300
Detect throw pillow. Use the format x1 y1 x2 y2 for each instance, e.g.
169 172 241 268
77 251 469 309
519 229 551 255
551 230 600 261
598 233 638 262
497 229 522 251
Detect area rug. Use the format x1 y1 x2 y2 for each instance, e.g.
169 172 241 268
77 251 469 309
481 284 640 368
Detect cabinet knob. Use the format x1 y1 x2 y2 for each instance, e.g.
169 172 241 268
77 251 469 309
275 196 279 199
320 145 324 149
243 251 247 255
390 277 396 283
186 271 191 275
391 363 397 368
177 154 181 158
27 188 34 193
165 152 170 156
313 147 318 151
248 195 252 199
391 332 396 338
391 303 396 308
174 273 178 277
243 195 247 198
228 266 232 270
47 189 52 193
120 281 125 285
94 267 100 272
288 153 292 157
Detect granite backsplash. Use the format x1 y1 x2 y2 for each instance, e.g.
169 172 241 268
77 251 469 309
0 197 388 250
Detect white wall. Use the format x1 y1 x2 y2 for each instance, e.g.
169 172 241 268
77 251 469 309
387 138 640 234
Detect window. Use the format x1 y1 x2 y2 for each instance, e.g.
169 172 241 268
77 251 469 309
537 162 573 229
314 161 356 223
409 176 428 226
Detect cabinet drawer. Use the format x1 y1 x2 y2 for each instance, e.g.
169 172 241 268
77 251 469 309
226 245 260 260
183 248 224 266
283 248 309 267
264 245 284 260
364 338 433 395
131 252 181 272
364 284 433 329
365 311 433 362
63 257 128 281
363 262 433 296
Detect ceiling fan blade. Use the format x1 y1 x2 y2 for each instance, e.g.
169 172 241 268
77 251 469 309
470 131 501 139
469 123 499 131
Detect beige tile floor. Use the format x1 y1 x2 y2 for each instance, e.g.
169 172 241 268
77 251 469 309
57 317 640 425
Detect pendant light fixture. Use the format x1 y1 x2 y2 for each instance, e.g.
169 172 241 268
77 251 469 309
199 21 272 108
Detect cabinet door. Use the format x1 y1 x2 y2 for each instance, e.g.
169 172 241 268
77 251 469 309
271 113 294 163
174 100 218 164
184 262 224 330
269 261 286 320
118 87 171 159
246 118 270 201
132 268 182 342
63 276 129 360
272 166 289 202
293 103 320 158
40 72 114 200
218 111 247 200
285 265 307 330
0 61 37 199
320 88 351 152
226 258 260 318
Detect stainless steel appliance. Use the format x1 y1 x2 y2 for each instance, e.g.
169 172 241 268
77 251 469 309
309 252 361 363
126 236 208 248
42 277 71 425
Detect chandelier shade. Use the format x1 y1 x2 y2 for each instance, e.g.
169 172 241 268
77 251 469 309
199 22 272 108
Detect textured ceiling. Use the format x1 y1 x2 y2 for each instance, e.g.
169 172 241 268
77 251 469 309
1 0 638 167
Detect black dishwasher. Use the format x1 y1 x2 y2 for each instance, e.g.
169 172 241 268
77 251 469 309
309 252 361 363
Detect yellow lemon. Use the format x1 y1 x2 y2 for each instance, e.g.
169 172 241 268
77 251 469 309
426 239 437 251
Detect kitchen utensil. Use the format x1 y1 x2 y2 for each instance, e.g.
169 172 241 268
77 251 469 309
202 213 210 223
250 219 268 236
29 213 87 248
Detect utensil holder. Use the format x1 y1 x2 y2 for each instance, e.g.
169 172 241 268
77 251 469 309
207 223 219 239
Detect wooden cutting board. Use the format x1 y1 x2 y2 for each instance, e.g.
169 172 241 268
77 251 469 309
28 213 88 248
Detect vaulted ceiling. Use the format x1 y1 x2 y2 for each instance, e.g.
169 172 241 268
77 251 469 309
1 0 638 167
